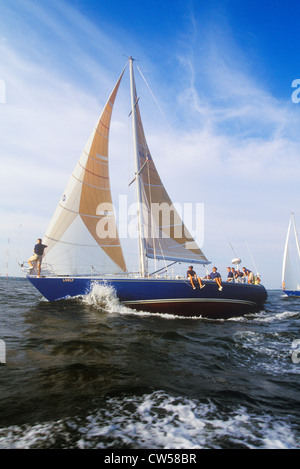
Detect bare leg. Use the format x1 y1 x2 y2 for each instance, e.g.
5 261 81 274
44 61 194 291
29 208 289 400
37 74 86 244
28 259 35 271
197 277 205 288
189 276 196 289
214 278 223 291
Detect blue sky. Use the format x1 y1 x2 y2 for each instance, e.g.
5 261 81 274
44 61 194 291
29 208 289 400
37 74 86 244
1 0 300 288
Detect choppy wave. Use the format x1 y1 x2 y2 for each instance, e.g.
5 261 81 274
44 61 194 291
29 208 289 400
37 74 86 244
232 329 300 376
0 390 298 449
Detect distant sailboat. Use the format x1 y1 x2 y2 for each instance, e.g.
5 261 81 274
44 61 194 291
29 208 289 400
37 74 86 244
26 57 267 318
282 213 300 296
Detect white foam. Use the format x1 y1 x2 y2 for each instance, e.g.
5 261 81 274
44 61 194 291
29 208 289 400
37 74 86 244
81 282 126 314
232 329 300 375
71 392 300 449
255 310 299 323
80 282 203 320
0 391 298 449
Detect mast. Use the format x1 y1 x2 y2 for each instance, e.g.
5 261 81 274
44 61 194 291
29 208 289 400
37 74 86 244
129 57 147 277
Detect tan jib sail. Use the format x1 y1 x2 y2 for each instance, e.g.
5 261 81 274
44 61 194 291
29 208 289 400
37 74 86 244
42 68 127 276
131 65 209 266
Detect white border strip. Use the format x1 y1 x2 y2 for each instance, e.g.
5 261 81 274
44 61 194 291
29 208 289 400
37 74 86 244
123 298 256 306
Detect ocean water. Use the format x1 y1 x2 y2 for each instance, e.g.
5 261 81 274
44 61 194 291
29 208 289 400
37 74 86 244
0 278 299 450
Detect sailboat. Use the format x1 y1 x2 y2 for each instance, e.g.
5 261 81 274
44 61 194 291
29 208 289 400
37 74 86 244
26 57 267 318
282 213 300 297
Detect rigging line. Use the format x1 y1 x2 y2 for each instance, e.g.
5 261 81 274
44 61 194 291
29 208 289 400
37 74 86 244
128 157 149 186
245 242 258 273
228 240 238 258
149 261 178 277
136 64 175 137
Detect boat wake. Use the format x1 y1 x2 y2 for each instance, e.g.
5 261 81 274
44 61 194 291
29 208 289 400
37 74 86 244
226 309 298 323
80 283 204 320
80 283 131 315
80 283 160 318
0 390 298 449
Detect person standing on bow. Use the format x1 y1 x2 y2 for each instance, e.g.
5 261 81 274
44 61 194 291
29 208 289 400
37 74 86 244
28 238 47 278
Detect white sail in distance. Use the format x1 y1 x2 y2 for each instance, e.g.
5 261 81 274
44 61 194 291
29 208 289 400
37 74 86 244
282 213 300 291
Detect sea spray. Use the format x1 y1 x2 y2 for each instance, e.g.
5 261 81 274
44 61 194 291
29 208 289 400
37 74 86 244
81 282 180 318
81 282 123 313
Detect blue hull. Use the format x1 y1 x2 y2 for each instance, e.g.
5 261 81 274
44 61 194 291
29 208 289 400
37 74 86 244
28 276 268 319
283 290 300 297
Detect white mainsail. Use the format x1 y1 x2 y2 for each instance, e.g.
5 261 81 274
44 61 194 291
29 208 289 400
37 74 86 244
42 58 209 277
282 213 300 291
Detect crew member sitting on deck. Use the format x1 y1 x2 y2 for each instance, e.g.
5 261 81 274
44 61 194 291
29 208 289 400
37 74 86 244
231 267 237 281
209 266 223 291
242 267 254 284
187 265 205 290
234 269 243 283
227 267 234 282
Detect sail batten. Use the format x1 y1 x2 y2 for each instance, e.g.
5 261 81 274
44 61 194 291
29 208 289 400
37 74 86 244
45 236 122 248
